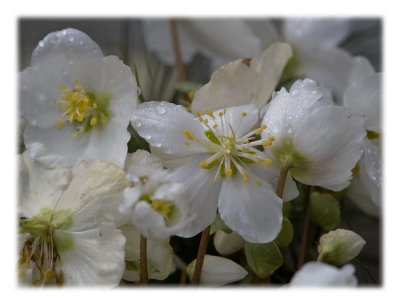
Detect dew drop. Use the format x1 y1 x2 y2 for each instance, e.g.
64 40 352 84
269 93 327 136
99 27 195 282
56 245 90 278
156 106 167 115
154 142 162 148
135 121 142 128
145 135 152 140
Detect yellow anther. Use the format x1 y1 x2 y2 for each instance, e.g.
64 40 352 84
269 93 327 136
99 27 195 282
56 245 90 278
183 129 196 141
242 176 249 182
261 125 267 130
73 78 80 83
223 108 227 114
183 142 190 146
199 160 208 169
209 179 216 184
195 112 202 118
59 85 66 90
219 111 224 117
90 117 98 126
213 124 218 128
150 200 173 218
205 109 215 120
262 141 272 146
204 119 209 124
225 168 233 176
75 85 83 91
70 133 78 138
255 180 262 186
242 112 247 117
268 136 275 142
55 100 63 107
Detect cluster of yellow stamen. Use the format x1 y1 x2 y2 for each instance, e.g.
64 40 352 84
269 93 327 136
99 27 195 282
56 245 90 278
55 79 109 138
150 200 174 219
185 109 276 186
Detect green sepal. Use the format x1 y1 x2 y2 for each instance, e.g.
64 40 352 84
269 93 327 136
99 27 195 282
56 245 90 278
210 214 232 234
273 217 294 248
244 241 283 279
309 192 341 231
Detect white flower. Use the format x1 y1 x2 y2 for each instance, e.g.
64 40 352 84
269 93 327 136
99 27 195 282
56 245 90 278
186 255 248 286
119 150 192 240
344 57 382 214
20 28 138 168
260 79 366 191
289 262 357 287
18 152 130 286
120 224 175 282
143 18 353 100
132 102 284 243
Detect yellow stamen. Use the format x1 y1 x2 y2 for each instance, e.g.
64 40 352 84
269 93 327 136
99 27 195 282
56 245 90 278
225 168 233 176
205 109 215 120
199 160 208 169
255 180 262 186
242 176 249 182
183 142 190 146
268 136 275 142
183 129 196 141
242 112 247 117
90 117 98 126
70 133 78 138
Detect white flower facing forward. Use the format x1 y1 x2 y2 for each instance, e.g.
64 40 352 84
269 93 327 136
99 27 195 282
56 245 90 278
18 152 130 286
261 79 366 191
344 57 382 214
289 262 357 287
20 28 138 168
119 150 192 240
132 102 283 243
120 225 175 282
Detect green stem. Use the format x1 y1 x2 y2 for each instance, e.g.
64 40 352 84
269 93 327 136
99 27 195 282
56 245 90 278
297 186 313 270
275 166 290 199
191 226 211 285
139 234 148 284
169 19 187 81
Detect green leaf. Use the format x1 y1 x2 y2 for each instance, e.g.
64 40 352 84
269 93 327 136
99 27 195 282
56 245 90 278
210 214 232 234
273 217 294 248
244 242 283 279
175 81 203 94
309 192 341 231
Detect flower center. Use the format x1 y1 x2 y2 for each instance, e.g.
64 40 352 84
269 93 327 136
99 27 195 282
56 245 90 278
55 79 110 138
183 109 275 185
19 207 74 286
139 194 175 221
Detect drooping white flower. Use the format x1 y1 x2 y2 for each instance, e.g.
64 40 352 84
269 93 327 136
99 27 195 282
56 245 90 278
260 79 366 191
120 224 175 282
186 255 248 286
119 150 192 240
343 57 382 214
20 28 138 168
18 152 130 286
132 102 289 243
289 262 357 287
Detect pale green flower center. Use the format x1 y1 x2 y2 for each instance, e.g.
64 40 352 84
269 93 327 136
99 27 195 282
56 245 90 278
55 79 110 138
184 109 275 185
19 207 74 286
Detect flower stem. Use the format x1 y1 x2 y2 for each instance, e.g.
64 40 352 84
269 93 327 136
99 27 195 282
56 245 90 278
139 234 148 284
275 165 289 198
191 225 211 285
169 19 187 81
297 186 313 270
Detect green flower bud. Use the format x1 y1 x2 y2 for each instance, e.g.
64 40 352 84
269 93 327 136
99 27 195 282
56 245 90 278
318 229 366 266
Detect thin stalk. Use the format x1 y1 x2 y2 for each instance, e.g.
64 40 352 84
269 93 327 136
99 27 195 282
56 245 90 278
139 234 148 284
297 187 312 270
191 226 211 285
275 166 290 199
169 19 187 81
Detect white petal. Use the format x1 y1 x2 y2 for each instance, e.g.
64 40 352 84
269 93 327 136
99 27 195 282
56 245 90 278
348 56 375 85
195 255 248 286
290 262 357 287
168 154 221 238
191 42 292 113
359 138 382 206
57 160 130 229
284 18 350 47
213 231 245 255
18 152 72 218
295 46 354 102
244 19 280 48
131 201 169 240
125 150 163 171
218 174 282 243
182 19 262 61
346 176 380 216
31 28 103 65
142 19 197 65
344 73 381 132
132 101 208 155
61 222 125 286
120 225 175 282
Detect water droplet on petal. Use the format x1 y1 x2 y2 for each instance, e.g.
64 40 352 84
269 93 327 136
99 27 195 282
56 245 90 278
145 135 152 140
156 106 167 115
